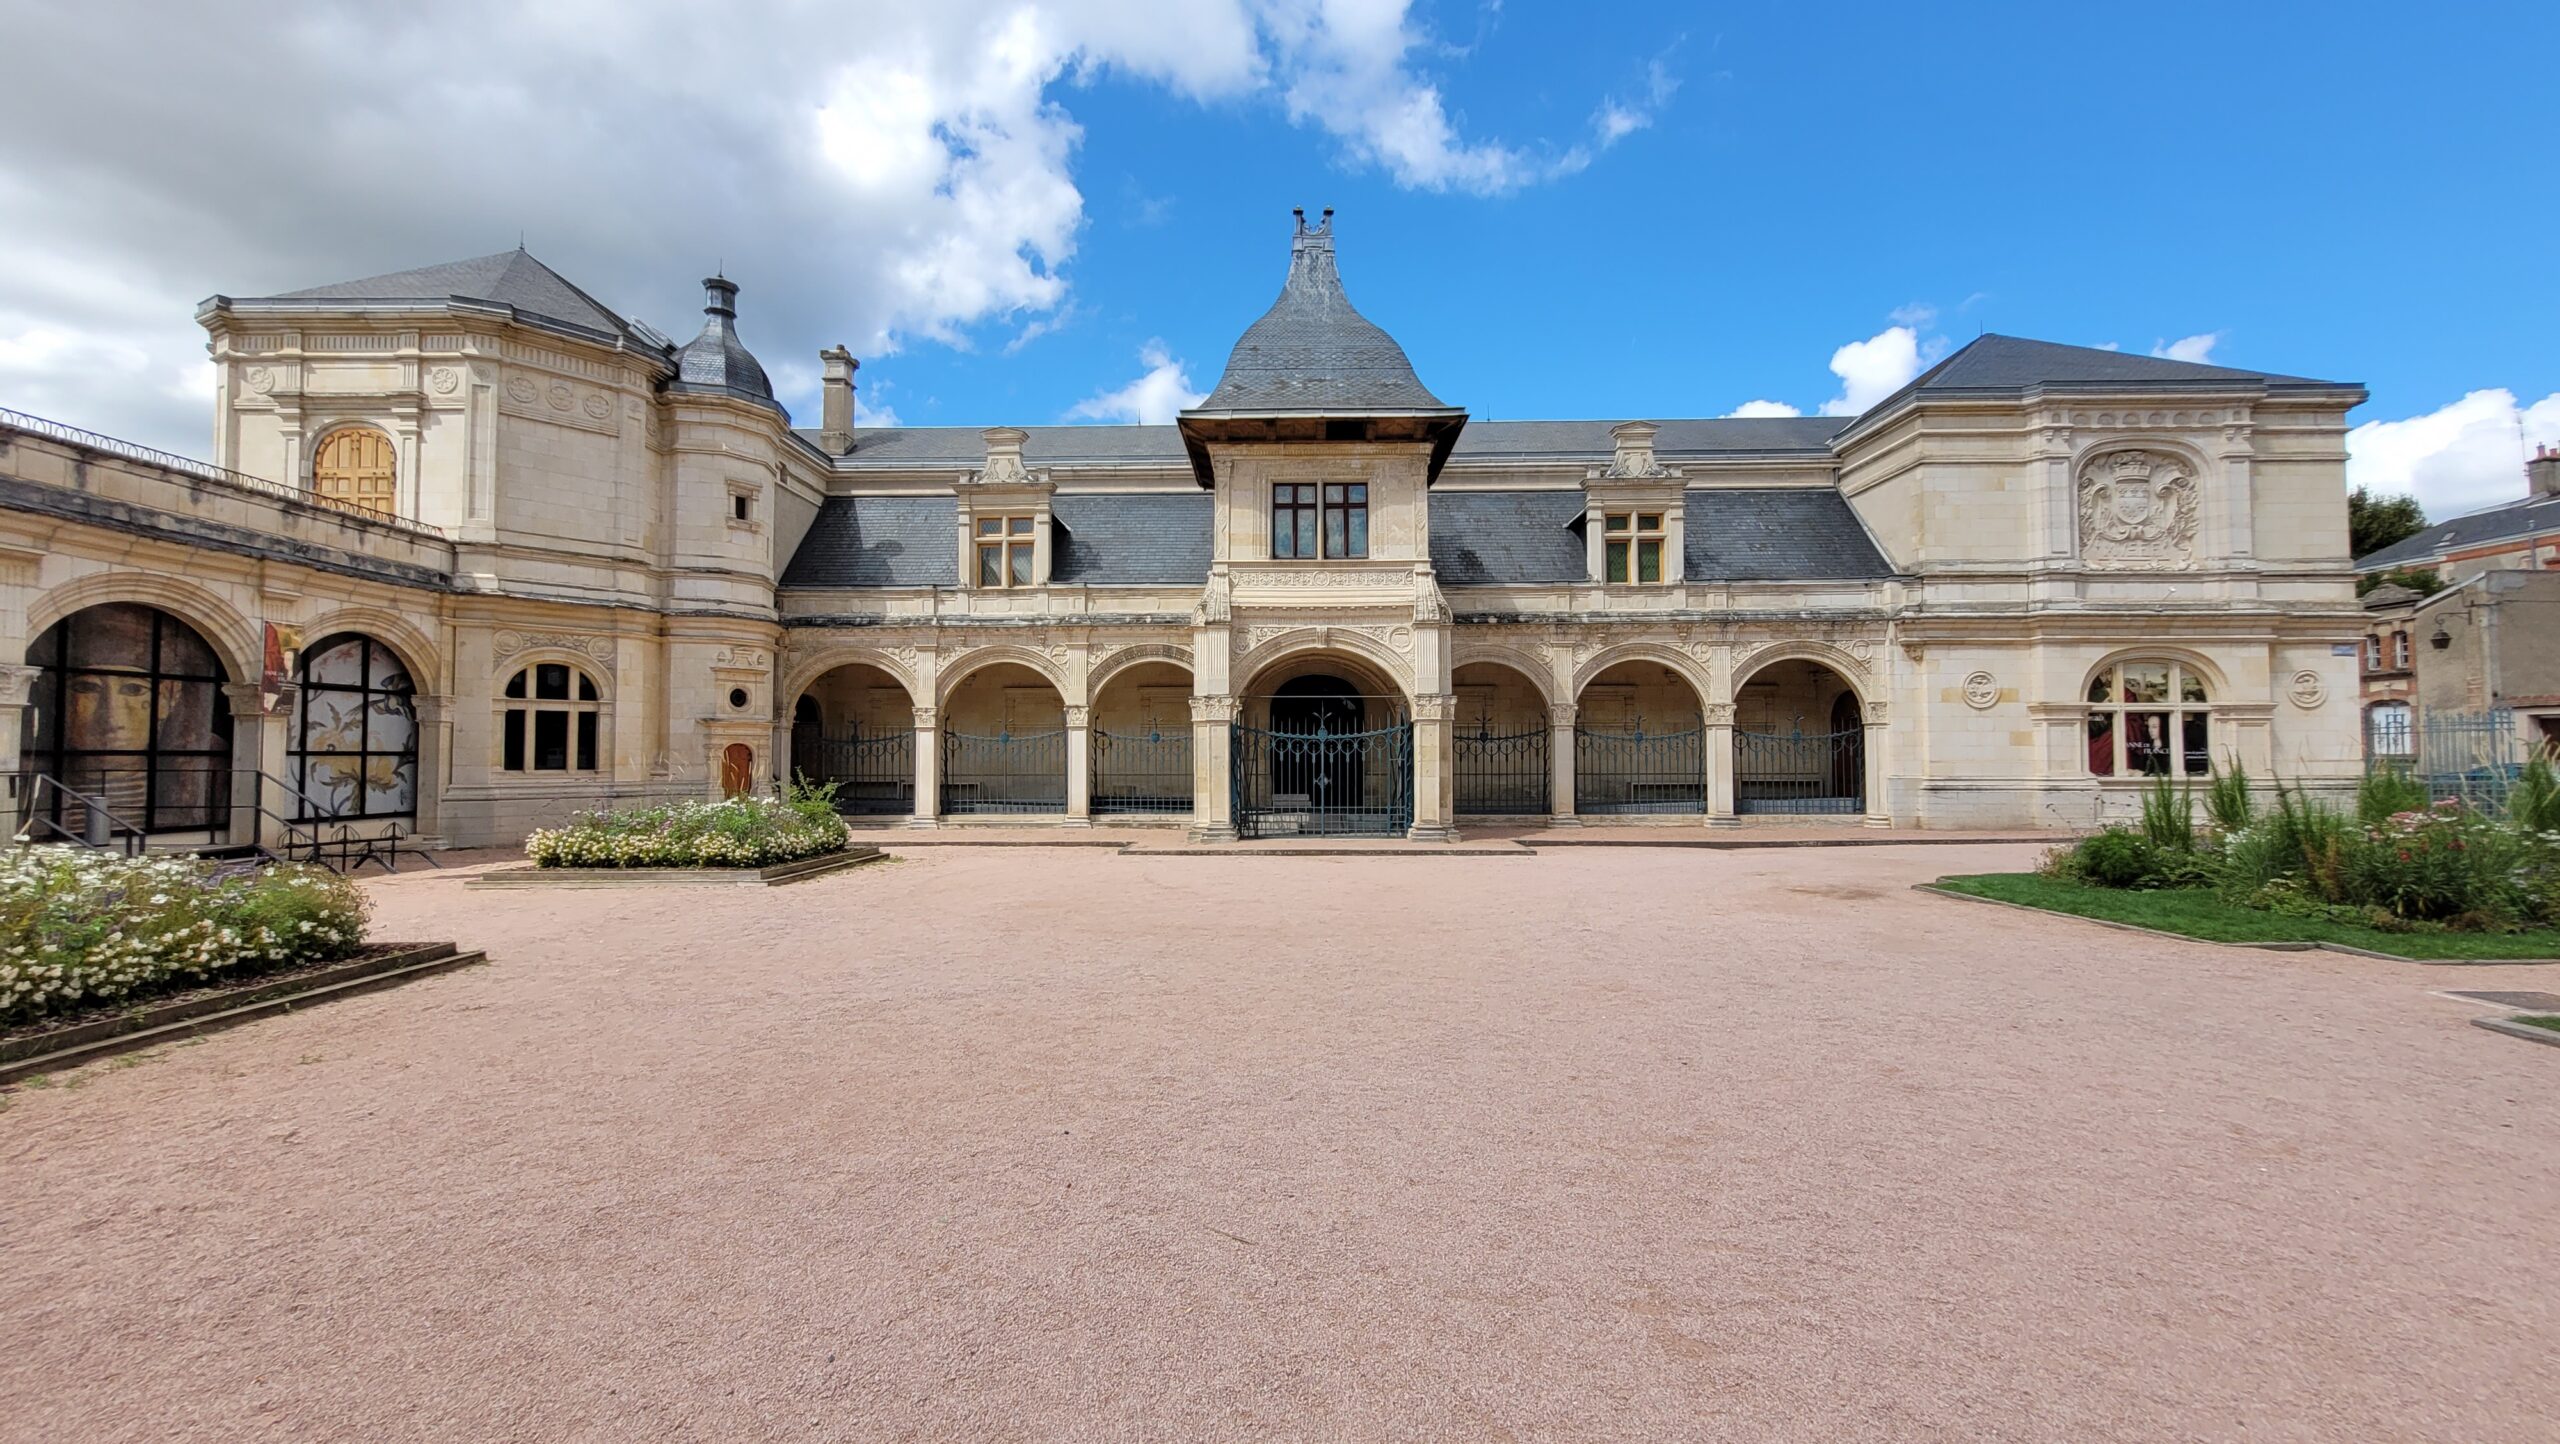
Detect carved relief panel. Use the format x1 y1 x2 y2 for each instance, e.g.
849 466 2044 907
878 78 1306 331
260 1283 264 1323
2077 449 2201 571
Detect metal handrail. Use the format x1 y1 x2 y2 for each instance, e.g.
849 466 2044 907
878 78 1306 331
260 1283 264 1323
13 774 151 855
0 405 450 541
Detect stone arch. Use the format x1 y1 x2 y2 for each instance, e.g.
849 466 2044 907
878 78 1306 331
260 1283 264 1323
781 644 922 709
1568 641 1710 706
1731 641 1874 706
27 572 260 684
1450 646 1555 708
1235 627 1414 699
296 604 443 691
1087 643 1195 699
495 649 615 702
935 644 1069 708
2080 645 2231 700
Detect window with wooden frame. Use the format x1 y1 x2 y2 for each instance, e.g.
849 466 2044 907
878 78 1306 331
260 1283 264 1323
2392 631 2411 670
1604 511 1666 584
975 514 1036 587
501 662 602 773
1272 482 1368 559
312 426 397 515
2363 635 2382 672
2084 659 2213 778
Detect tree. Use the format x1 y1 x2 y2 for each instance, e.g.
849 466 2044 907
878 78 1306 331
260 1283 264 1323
2348 485 2428 559
2356 565 2445 598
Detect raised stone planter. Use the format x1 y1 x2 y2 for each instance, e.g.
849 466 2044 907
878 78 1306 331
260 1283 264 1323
466 845 886 889
0 942 486 1083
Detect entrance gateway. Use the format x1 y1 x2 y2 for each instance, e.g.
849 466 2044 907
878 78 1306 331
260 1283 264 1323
1231 674 1414 838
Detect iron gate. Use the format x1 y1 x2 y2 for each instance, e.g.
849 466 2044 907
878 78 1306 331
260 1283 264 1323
941 727 1066 814
1575 723 1705 814
1092 726 1193 816
1453 724 1549 815
1232 720 1413 837
795 726 915 815
1735 726 1864 814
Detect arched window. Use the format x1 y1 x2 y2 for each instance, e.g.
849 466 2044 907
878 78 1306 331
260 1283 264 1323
312 427 397 514
501 662 601 773
291 634 417 820
2086 659 2213 777
23 603 234 834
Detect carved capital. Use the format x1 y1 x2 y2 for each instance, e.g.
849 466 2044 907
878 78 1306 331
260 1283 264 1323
911 706 938 731
1189 695 1240 724
1411 692 1457 722
0 663 41 707
1860 701 1891 726
1702 702 1736 727
1062 704 1090 728
222 681 292 717
1548 702 1578 728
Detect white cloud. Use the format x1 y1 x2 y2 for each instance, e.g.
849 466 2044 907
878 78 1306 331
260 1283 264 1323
1724 400 1802 419
2348 388 2560 519
1593 54 1681 146
0 0 1639 456
2151 332 2223 364
1068 341 1207 425
1887 302 1937 329
1819 326 1931 417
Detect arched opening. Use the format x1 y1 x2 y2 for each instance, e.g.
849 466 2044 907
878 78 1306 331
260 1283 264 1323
790 662 914 815
21 602 235 839
941 661 1066 815
1734 658 1864 815
1235 652 1410 836
291 633 418 822
1090 661 1193 817
312 426 397 515
1574 659 1705 815
499 661 603 774
721 743 755 799
2083 656 2214 777
1452 660 1549 816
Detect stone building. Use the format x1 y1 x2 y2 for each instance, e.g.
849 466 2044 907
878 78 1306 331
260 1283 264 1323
2357 571 2560 765
1 212 2371 850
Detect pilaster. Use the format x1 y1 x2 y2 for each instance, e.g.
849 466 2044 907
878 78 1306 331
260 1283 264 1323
1063 704 1092 826
909 704 941 828
1704 702 1738 825
1187 695 1237 842
1547 701 1579 825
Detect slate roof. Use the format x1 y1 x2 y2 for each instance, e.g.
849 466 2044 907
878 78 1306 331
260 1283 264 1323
1051 493 1212 584
253 248 652 347
670 278 780 414
817 417 1845 470
1686 489 1895 581
777 495 957 588
1429 491 1588 585
2356 493 2560 571
1190 211 1451 415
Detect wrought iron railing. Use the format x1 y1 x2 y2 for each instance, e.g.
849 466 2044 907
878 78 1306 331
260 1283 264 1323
1453 724 1549 815
1092 726 1192 816
0 405 449 541
1735 726 1864 815
1575 723 1704 815
795 726 917 815
1232 720 1413 837
2391 707 2527 811
941 728 1067 814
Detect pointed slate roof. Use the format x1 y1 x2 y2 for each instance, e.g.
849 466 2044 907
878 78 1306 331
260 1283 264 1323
1904 334 2335 393
670 277 780 414
260 248 649 346
1193 209 1451 413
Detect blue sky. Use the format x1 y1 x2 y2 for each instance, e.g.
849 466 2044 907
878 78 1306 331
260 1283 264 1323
2 1 2553 516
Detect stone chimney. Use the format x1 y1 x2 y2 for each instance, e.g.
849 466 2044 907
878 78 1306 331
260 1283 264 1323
2530 443 2560 499
819 346 858 454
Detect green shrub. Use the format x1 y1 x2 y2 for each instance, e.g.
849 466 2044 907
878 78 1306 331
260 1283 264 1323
2140 776 2196 852
2205 760 2253 835
525 782 848 869
2513 757 2560 834
2072 826 2152 887
2340 801 2526 926
0 848 369 1024
2357 766 2431 824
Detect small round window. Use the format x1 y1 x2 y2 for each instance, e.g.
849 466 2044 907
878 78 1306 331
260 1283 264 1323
728 687 750 710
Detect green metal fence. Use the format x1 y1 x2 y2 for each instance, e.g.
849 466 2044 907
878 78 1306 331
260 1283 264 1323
1575 722 1705 815
1232 719 1413 837
1734 725 1864 815
794 726 915 815
941 727 1067 815
1453 723 1549 815
1092 726 1193 817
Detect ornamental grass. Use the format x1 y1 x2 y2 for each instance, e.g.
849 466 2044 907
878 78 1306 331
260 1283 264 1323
524 782 848 870
0 847 369 1024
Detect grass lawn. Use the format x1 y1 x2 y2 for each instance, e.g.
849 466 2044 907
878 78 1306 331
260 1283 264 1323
1931 873 2560 961
2515 1015 2560 1033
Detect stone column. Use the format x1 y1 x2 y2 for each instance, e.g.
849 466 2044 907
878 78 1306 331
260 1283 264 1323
1547 701 1579 824
411 693 450 845
0 663 39 836
1409 691 1457 841
1705 702 1738 826
1187 695 1236 842
908 704 940 828
1063 704 1091 826
223 682 294 850
1863 703 1892 829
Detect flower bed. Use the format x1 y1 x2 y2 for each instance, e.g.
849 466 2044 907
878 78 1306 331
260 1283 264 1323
524 785 848 870
1 847 369 1025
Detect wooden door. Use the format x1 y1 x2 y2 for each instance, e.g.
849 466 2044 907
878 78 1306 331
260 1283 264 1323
721 743 754 798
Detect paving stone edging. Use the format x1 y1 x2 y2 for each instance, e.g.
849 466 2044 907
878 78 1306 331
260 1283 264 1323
1913 883 2560 967
0 943 486 1083
465 846 886 889
2471 1016 2560 1048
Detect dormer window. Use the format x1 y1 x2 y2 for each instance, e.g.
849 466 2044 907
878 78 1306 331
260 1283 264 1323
1604 512 1666 584
977 515 1036 587
1273 483 1366 559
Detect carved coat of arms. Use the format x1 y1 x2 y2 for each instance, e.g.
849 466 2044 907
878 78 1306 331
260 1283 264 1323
2078 450 2200 569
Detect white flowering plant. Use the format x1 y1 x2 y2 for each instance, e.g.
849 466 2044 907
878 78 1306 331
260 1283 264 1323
0 846 370 1025
524 781 847 870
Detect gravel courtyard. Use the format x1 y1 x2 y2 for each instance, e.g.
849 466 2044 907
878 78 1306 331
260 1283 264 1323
6 843 2556 1443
